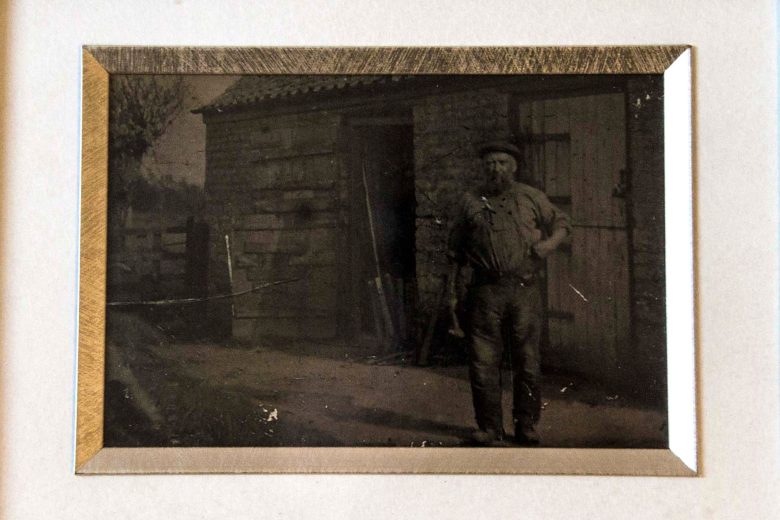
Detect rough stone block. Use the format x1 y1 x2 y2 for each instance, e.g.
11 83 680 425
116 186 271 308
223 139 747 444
239 214 283 230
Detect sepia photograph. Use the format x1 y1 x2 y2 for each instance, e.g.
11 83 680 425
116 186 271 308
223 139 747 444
101 71 669 451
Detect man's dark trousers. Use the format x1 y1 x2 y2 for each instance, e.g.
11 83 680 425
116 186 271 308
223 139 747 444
465 275 542 434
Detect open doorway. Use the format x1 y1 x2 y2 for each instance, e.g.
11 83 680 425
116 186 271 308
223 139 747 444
347 116 416 347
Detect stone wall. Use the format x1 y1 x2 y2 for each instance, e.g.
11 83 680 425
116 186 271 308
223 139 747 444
412 88 511 309
202 111 345 340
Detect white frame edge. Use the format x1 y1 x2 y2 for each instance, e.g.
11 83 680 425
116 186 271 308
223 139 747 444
664 49 698 473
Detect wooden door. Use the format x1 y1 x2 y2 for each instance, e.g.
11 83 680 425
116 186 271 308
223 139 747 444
515 93 630 376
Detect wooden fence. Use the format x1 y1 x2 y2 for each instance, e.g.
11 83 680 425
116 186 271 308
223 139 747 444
107 217 209 304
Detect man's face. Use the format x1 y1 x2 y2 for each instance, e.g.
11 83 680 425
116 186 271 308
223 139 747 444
481 151 517 194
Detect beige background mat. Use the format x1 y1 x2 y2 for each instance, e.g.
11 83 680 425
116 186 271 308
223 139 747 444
1 0 778 518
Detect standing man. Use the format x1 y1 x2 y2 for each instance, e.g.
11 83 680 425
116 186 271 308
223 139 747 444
447 142 571 446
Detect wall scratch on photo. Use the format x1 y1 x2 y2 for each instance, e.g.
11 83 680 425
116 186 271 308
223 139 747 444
568 283 589 302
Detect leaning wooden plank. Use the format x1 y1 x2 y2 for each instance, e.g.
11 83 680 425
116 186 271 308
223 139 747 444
360 153 396 340
383 272 399 332
367 279 385 340
395 276 407 341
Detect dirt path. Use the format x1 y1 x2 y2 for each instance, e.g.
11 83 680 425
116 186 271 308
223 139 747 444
105 317 666 448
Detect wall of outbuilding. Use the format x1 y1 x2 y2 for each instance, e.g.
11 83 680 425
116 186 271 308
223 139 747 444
202 110 346 340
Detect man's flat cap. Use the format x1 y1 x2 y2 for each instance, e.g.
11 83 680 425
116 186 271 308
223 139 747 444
478 141 523 161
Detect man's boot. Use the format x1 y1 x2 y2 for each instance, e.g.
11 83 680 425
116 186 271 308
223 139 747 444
514 420 540 446
471 428 510 447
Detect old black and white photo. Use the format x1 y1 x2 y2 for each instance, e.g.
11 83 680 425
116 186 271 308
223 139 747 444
103 73 669 450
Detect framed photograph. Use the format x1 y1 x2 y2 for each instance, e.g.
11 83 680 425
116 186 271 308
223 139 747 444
76 46 695 475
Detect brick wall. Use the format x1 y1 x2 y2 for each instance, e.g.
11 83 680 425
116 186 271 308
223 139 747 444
203 111 345 340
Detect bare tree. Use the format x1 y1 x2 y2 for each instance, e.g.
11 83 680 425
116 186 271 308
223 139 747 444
108 75 188 236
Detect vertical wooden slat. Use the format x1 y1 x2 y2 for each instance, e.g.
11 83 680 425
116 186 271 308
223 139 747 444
538 96 572 370
562 315 574 365
607 228 619 365
542 99 559 195
594 94 612 226
609 94 622 226
605 93 629 367
580 97 597 360
591 96 609 367
579 96 595 226
569 243 581 369
557 249 573 323
77 50 109 471
593 95 611 364
567 97 585 367
568 97 583 224
601 93 615 227
558 98 572 201
585 226 598 370
588 227 600 370
535 97 561 359
608 94 624 367
547 258 561 356
542 97 558 291
517 101 533 185
611 93 628 227
556 100 574 367
614 229 631 360
601 229 611 368
517 101 532 134
596 228 611 365
524 100 542 188
603 227 615 368
618 120 631 373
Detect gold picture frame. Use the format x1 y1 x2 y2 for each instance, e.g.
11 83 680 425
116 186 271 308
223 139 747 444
77 45 695 475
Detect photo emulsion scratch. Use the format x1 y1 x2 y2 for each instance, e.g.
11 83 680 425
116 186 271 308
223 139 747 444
100 72 669 452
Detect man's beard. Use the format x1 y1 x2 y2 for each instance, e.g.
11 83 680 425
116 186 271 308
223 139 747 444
482 176 512 196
